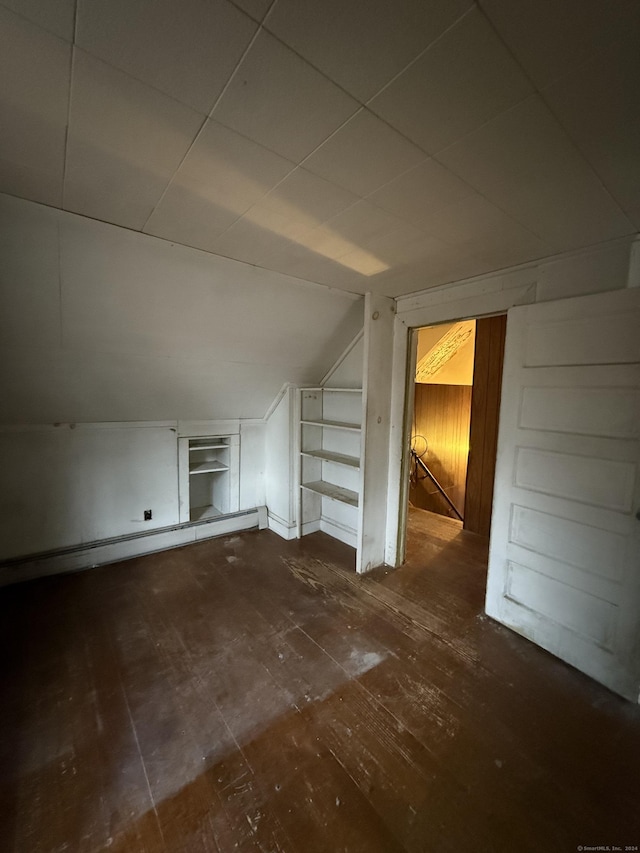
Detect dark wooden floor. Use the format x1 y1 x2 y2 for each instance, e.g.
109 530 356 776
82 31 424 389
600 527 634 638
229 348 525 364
1 510 640 852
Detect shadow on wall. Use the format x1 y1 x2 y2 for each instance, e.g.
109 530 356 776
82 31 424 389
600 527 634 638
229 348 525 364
0 424 180 562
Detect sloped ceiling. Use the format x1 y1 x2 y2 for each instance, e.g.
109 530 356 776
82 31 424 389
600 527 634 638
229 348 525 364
0 193 363 423
416 321 475 385
1 0 639 297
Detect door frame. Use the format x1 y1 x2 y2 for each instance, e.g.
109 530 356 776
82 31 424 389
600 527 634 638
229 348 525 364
390 312 508 565
384 277 537 568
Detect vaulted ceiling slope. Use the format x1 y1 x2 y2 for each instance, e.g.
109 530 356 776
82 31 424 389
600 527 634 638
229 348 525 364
0 193 363 423
1 0 639 297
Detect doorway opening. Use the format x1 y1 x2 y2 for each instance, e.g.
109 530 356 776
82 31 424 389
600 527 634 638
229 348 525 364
405 314 507 559
410 320 475 525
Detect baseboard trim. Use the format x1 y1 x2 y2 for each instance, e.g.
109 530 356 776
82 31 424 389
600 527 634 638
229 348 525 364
295 517 356 547
0 508 265 588
320 517 357 548
301 519 321 537
267 513 298 541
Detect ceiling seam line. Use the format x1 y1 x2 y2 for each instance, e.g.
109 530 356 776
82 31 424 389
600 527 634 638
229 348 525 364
70 46 209 115
539 97 637 232
60 40 77 212
137 1 487 243
0 189 354 299
476 0 635 228
56 219 64 350
203 5 561 253
255 7 488 160
140 19 267 233
68 17 432 243
0 0 70 41
427 93 556 247
59 0 79 211
198 105 374 247
362 3 478 110
226 0 273 27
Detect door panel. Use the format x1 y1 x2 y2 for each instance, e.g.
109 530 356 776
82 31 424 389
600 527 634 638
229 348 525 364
486 287 640 701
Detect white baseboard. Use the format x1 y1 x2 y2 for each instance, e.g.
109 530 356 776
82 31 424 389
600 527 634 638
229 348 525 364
272 514 356 548
0 508 263 588
295 516 355 547
320 517 357 548
301 519 321 537
267 513 298 540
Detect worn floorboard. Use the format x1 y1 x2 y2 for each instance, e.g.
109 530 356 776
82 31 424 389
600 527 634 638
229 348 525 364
1 508 639 851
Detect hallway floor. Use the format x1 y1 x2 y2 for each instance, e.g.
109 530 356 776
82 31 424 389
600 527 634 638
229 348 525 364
1 510 639 851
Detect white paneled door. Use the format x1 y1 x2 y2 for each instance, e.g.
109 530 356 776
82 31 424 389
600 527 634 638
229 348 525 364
486 287 640 701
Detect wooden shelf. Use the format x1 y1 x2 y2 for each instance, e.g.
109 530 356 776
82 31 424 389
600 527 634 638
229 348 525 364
301 481 359 507
181 432 239 525
190 504 223 521
302 387 362 393
301 449 360 469
189 461 229 475
298 386 363 548
301 418 361 432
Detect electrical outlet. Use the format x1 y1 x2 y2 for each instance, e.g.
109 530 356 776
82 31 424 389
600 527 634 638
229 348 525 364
144 509 152 521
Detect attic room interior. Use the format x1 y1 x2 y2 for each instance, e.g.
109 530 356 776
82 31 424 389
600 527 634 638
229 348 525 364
1 0 639 850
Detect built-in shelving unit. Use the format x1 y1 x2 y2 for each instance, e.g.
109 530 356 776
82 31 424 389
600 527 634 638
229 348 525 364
300 480 359 506
300 449 360 468
178 433 240 522
297 387 363 548
300 418 361 432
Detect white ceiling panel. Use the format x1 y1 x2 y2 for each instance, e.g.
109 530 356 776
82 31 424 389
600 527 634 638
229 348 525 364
437 98 572 187
480 0 640 88
265 0 474 102
0 0 638 299
213 30 358 163
368 231 451 271
369 7 533 155
59 210 362 378
437 97 635 250
213 178 398 277
303 109 426 197
476 238 549 273
76 0 257 114
211 214 304 267
65 51 204 230
368 158 475 225
232 0 273 23
0 8 70 206
268 200 425 279
418 192 549 254
370 250 489 296
544 37 640 229
320 201 422 254
263 242 370 292
0 0 75 41
479 160 636 251
212 170 359 261
257 168 359 230
287 257 369 291
144 119 294 251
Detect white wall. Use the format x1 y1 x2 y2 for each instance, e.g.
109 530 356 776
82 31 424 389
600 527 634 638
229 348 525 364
0 193 364 565
322 331 364 388
0 422 179 560
386 235 639 566
239 422 266 511
265 387 296 539
0 193 363 423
